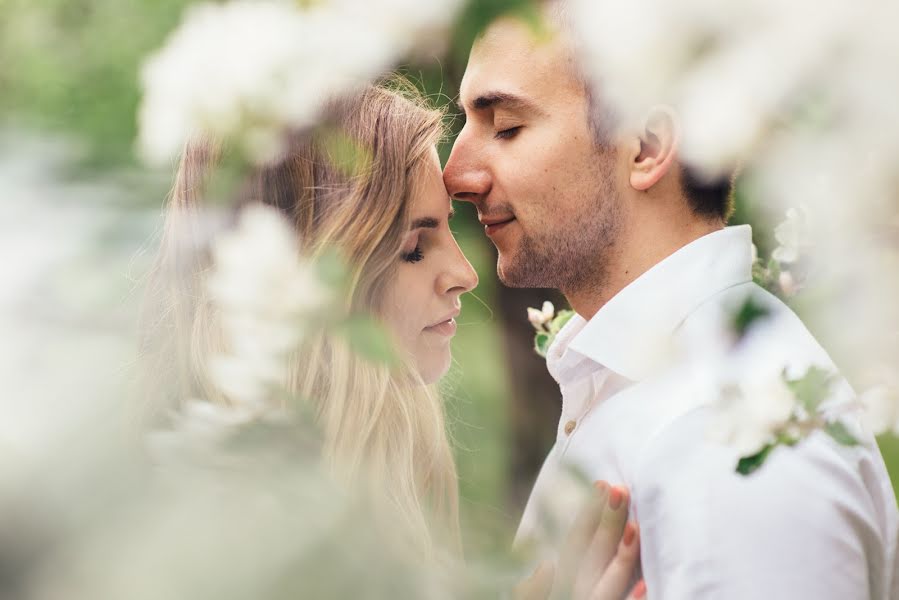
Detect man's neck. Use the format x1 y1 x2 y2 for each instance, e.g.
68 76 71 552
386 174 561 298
564 218 724 319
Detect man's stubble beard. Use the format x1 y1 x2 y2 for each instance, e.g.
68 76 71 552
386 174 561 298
497 161 622 295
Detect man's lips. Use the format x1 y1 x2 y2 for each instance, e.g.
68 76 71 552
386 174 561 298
480 216 516 237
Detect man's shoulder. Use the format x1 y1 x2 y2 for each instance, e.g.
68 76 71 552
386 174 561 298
686 281 838 371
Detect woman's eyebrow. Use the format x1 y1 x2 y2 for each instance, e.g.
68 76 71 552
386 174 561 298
411 209 454 230
411 217 439 229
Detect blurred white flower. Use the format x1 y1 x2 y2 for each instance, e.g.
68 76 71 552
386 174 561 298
526 307 545 329
858 385 899 437
206 204 329 409
138 0 463 165
772 206 811 264
778 270 798 296
527 301 556 329
708 372 796 457
541 301 555 323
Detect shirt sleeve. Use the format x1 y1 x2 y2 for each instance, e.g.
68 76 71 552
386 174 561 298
633 407 889 600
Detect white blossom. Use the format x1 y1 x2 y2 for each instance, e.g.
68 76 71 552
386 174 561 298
137 0 463 165
778 270 798 296
771 207 811 265
707 371 796 457
858 386 899 437
527 300 556 329
206 204 328 409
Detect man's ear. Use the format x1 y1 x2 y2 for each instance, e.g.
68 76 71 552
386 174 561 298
629 106 680 192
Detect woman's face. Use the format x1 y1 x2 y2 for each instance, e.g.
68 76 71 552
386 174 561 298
381 148 479 384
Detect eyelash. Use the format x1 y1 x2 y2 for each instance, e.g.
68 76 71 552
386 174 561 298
402 245 424 264
495 126 522 140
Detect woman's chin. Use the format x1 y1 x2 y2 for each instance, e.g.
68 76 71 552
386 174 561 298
416 351 452 385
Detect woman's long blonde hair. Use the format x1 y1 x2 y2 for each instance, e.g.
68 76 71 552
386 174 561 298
138 82 459 554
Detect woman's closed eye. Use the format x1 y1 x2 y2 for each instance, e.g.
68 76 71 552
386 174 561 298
402 245 424 263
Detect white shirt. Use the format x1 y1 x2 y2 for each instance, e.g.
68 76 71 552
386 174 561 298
516 226 899 599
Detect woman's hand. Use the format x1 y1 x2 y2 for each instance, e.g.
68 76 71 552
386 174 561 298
514 481 645 600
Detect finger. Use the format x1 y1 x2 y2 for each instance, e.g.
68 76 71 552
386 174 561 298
589 522 642 600
574 486 630 597
625 579 647 600
513 560 555 600
556 481 610 595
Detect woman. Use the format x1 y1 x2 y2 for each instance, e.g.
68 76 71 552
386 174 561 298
138 79 642 598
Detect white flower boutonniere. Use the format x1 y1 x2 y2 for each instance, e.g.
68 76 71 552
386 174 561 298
527 301 575 358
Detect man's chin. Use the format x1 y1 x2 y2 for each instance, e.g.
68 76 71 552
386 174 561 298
496 254 536 288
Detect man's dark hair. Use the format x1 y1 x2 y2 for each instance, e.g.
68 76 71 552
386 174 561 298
548 0 736 222
680 165 735 221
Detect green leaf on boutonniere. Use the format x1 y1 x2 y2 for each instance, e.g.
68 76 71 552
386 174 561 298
736 443 775 475
548 309 575 335
534 332 551 358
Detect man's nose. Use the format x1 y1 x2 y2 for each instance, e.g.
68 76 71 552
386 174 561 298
443 128 491 204
437 240 479 297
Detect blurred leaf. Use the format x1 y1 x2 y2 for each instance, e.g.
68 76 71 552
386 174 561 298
736 444 774 476
548 308 574 335
731 294 771 339
317 127 372 178
786 365 836 415
534 332 550 358
341 315 398 365
825 421 859 446
315 247 350 291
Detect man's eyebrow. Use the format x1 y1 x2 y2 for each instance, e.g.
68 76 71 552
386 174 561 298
458 91 544 115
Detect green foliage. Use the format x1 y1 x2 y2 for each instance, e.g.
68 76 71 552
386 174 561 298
341 315 398 366
318 127 373 178
786 365 836 415
534 332 551 357
825 421 860 446
731 294 771 339
315 247 350 290
533 308 574 358
451 0 540 64
736 443 774 476
0 0 196 169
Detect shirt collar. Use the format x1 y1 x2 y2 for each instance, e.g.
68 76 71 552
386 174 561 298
552 225 754 383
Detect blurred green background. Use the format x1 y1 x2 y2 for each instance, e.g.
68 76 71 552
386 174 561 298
3 0 896 557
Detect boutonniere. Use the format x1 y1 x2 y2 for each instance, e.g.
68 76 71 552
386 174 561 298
527 301 575 358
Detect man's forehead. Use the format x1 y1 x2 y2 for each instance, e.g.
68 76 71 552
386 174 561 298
461 17 577 106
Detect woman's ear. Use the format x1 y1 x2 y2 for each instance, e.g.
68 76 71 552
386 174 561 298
629 105 680 192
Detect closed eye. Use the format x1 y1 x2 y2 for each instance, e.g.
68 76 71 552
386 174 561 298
495 126 523 140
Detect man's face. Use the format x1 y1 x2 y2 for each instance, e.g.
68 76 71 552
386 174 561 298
443 17 625 291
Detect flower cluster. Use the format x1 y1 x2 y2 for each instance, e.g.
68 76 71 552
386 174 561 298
527 301 575 358
148 205 330 463
137 0 463 165
752 205 812 298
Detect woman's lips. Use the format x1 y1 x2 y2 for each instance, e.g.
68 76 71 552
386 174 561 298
424 318 457 337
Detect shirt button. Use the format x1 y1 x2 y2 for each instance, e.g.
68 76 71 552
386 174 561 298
564 420 577 435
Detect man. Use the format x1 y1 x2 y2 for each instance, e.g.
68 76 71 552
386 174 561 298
443 6 899 599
